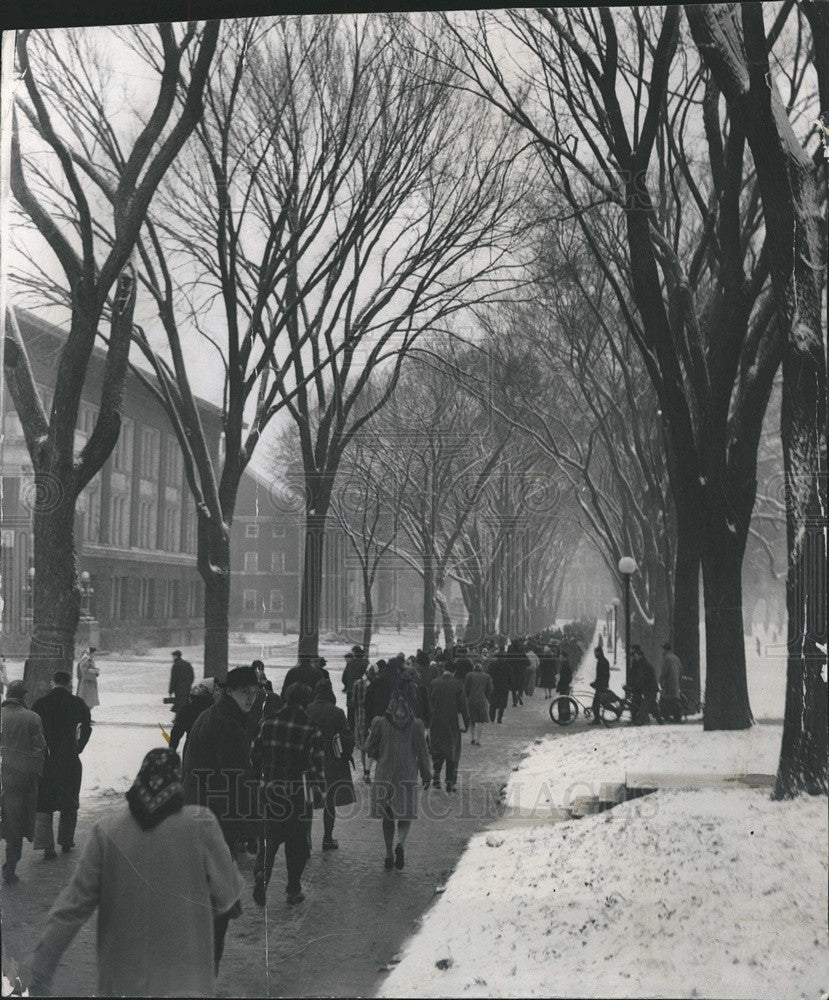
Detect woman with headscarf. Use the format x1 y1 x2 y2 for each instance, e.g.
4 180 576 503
365 687 432 870
306 679 356 851
29 748 244 997
352 664 377 782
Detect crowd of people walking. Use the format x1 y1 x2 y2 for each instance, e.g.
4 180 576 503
1 627 688 995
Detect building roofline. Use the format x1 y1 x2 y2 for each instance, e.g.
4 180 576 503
9 306 225 419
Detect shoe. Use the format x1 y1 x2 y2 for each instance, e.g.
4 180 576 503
432 780 441 790
363 770 371 782
497 718 503 724
446 783 455 793
384 855 395 869
2 869 19 886
322 838 339 851
286 890 305 905
43 848 57 861
394 844 404 869
61 843 75 854
253 876 267 907
246 839 258 855
589 718 602 725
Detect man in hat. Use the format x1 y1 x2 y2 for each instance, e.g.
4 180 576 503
169 650 195 713
32 671 93 859
1 680 47 883
252 682 325 906
183 666 260 857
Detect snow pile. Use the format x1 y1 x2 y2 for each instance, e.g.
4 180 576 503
379 789 828 999
504 724 782 815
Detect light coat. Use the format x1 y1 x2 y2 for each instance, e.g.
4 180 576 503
0 698 47 841
30 804 243 997
365 715 431 821
76 652 100 709
464 669 493 724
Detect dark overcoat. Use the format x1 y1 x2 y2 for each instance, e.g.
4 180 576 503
31 687 92 814
306 698 356 807
428 672 470 762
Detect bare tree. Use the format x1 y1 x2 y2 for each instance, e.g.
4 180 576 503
686 2 827 791
438 6 816 728
252 15 530 662
5 23 219 699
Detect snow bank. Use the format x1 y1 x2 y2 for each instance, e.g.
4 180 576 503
379 789 828 999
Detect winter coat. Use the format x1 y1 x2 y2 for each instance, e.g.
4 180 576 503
428 672 470 763
341 658 367 698
630 655 660 696
524 650 539 695
504 647 529 690
365 715 431 821
280 662 327 698
244 687 284 747
31 687 92 815
169 694 214 754
556 655 573 694
366 667 407 723
593 652 610 693
537 654 556 688
1 698 47 841
306 697 356 807
464 668 493 724
30 804 243 998
169 657 195 710
76 653 100 709
660 652 682 700
486 655 511 710
182 695 254 849
352 675 371 750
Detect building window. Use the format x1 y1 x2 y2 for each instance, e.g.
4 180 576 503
109 493 130 547
165 435 182 485
139 426 161 480
184 507 198 554
272 524 286 539
138 499 158 549
244 551 258 573
3 411 23 437
164 505 181 553
243 589 257 613
139 578 156 619
269 589 283 613
114 417 134 474
169 580 180 618
271 551 286 573
110 577 122 620
246 523 259 538
83 478 102 544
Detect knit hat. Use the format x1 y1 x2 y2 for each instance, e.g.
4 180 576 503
313 678 336 703
125 748 184 831
285 682 312 707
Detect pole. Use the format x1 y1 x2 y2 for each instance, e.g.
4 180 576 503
624 577 631 687
613 605 618 665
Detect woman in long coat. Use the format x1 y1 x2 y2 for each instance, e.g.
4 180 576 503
351 664 377 782
464 664 493 746
306 680 356 851
537 646 556 698
486 652 510 724
76 648 100 711
365 689 431 870
29 748 243 997
428 670 470 792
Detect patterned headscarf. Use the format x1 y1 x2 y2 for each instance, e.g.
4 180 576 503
126 748 185 831
386 690 415 730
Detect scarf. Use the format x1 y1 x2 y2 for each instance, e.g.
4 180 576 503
126 748 185 831
386 691 415 730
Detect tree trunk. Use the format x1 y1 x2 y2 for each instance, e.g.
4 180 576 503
421 550 436 651
435 588 455 649
199 515 231 681
700 522 753 730
673 511 701 710
23 476 80 704
299 510 328 663
361 568 374 656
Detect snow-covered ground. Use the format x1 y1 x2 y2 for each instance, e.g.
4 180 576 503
379 641 829 1000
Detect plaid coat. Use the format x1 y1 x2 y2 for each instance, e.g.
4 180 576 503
352 675 371 750
252 704 325 814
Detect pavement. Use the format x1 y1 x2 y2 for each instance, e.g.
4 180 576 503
1 689 582 998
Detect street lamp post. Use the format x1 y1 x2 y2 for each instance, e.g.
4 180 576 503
617 557 637 687
80 571 94 619
25 565 35 621
610 597 620 666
